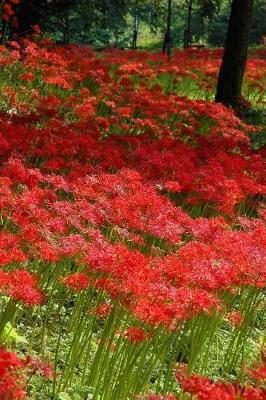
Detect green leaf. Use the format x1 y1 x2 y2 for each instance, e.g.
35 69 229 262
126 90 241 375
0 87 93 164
4 323 28 344
58 393 72 400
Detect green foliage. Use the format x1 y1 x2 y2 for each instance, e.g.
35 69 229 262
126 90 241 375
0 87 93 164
1 0 264 48
250 0 266 44
46 0 130 47
208 0 266 45
3 322 28 344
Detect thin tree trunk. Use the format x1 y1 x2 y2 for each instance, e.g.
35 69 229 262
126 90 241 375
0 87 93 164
63 11 70 45
162 0 172 58
0 19 10 43
184 0 193 49
187 0 192 45
132 0 139 50
215 0 254 112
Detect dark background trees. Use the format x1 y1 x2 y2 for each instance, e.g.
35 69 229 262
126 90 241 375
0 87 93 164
1 0 77 40
208 0 265 45
1 0 264 48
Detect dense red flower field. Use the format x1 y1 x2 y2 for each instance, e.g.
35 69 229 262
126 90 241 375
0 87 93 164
0 40 265 399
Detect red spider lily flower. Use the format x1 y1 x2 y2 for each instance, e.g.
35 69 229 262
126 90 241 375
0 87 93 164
249 351 266 382
63 273 91 291
0 347 54 399
163 181 182 192
7 41 20 50
1 158 43 188
137 396 178 400
36 241 60 263
8 270 44 306
0 269 43 306
0 132 10 154
2 3 15 19
44 76 73 90
19 73 34 82
25 357 55 379
92 303 113 319
226 311 244 327
176 366 266 400
31 24 41 34
124 327 150 344
74 99 96 120
0 347 26 400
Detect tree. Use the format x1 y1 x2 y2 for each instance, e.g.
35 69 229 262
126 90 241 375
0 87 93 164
215 0 254 113
131 0 140 49
3 0 76 38
183 0 221 48
208 0 265 46
62 10 71 45
249 0 266 44
162 0 172 56
183 0 193 48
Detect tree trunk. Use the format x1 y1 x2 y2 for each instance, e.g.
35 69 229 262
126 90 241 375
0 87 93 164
162 0 172 58
63 11 70 45
15 0 41 36
0 20 10 43
184 0 193 49
215 0 254 112
132 0 139 50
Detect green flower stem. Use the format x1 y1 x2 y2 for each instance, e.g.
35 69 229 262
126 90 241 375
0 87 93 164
0 299 18 341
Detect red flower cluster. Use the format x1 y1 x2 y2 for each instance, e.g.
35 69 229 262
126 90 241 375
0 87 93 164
2 1 21 22
63 272 91 291
249 351 266 382
0 43 263 216
141 353 266 400
0 269 43 305
138 396 177 400
0 347 26 400
124 326 150 344
0 347 54 400
0 148 263 328
0 38 264 398
176 363 266 400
